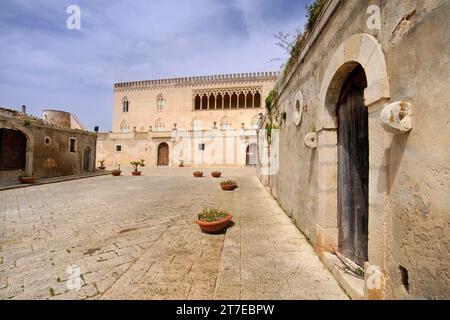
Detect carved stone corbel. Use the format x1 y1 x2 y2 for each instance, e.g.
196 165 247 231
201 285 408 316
380 101 412 134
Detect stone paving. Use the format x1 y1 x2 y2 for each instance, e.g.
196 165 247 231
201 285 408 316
0 167 347 300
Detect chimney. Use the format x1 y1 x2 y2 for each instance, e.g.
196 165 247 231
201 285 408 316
21 105 27 114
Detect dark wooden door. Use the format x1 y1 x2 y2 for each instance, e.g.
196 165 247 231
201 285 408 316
337 65 369 266
158 143 169 166
83 147 91 172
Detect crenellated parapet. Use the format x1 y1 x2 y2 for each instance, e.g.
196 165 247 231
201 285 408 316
114 71 279 92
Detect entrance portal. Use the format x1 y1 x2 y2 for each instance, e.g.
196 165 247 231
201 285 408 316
337 65 369 266
246 143 257 166
0 128 27 171
83 146 91 172
157 142 169 166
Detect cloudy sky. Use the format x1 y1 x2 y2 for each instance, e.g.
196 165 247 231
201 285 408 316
0 0 309 131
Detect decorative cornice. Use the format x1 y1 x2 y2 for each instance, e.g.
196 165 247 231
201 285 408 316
114 72 279 90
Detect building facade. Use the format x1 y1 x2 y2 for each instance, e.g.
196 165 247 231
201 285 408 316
257 0 449 299
0 107 97 184
97 72 277 168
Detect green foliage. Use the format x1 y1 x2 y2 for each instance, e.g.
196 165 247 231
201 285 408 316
98 160 105 166
283 0 327 75
18 171 35 179
130 160 144 172
306 0 327 31
198 208 229 222
220 180 237 186
265 90 278 111
23 120 31 126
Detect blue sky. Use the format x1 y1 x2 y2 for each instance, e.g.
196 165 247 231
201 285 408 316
0 0 309 130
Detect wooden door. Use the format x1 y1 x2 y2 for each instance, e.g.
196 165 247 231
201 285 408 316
337 65 369 266
158 143 169 166
83 147 91 172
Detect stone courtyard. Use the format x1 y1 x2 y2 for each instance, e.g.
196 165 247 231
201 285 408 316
0 168 347 300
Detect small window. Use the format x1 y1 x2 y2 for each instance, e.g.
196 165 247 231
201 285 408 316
122 98 129 113
44 136 52 146
198 143 205 151
116 145 122 152
69 138 77 153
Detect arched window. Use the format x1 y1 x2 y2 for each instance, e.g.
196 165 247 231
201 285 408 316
201 95 208 110
191 117 202 131
156 94 165 113
155 118 165 131
254 91 261 108
209 94 216 109
216 94 223 109
238 92 246 108
220 116 232 130
120 120 129 133
246 93 253 108
122 97 129 113
224 93 230 109
194 95 201 110
231 93 238 109
251 115 260 129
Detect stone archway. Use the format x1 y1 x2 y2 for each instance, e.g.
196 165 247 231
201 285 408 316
0 125 34 176
246 143 257 166
315 33 390 271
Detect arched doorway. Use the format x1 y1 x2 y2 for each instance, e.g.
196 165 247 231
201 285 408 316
0 128 27 171
337 65 369 266
246 143 257 166
83 146 91 172
157 142 169 166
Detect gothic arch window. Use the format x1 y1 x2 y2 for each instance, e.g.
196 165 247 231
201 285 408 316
155 118 165 131
254 91 261 108
238 92 246 108
201 95 208 110
122 97 129 113
120 120 129 133
194 95 201 110
220 116 232 130
191 117 202 130
209 94 216 109
231 93 238 109
251 115 260 129
216 94 223 109
156 94 165 113
246 93 253 108
224 93 230 109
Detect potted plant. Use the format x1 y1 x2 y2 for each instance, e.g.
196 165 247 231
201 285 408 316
211 171 222 178
131 160 144 176
195 208 233 234
18 172 37 184
220 180 238 191
193 171 203 177
111 165 121 176
179 160 184 167
98 160 106 170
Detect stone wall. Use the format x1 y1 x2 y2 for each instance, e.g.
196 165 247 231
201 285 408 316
258 0 450 299
0 109 97 182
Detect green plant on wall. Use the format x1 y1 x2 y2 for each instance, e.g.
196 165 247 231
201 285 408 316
283 0 328 75
265 90 278 111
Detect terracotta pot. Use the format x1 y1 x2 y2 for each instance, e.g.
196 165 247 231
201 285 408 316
196 214 233 233
111 170 121 176
19 177 37 184
98 166 106 170
132 171 142 176
193 172 203 177
211 172 222 178
221 183 237 191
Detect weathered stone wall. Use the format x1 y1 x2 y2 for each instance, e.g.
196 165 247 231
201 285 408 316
0 110 97 181
259 0 450 299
